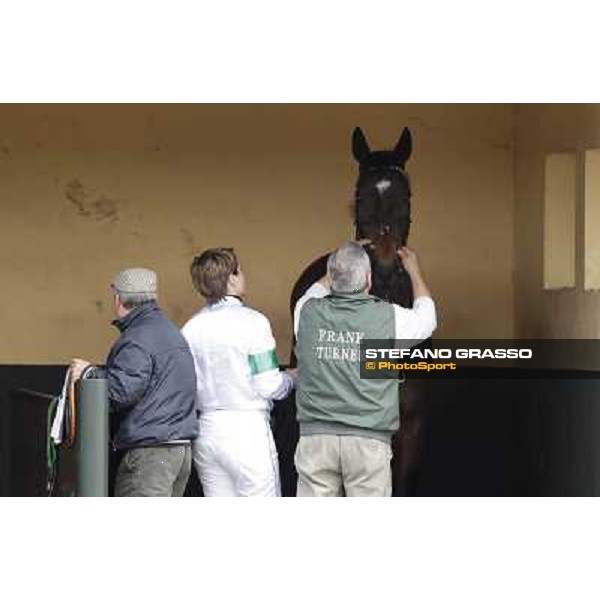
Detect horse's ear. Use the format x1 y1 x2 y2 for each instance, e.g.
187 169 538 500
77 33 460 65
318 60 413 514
352 127 370 163
394 127 412 165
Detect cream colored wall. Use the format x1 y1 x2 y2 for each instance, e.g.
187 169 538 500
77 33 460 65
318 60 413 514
0 104 515 364
515 104 600 339
543 153 576 289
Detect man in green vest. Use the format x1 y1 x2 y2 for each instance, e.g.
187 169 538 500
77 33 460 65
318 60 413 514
293 241 437 496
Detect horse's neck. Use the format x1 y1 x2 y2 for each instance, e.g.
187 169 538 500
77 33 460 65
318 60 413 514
371 265 413 308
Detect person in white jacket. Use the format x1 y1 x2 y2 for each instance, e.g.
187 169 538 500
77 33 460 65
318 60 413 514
182 247 295 496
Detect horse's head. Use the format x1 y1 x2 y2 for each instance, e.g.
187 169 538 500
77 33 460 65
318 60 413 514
352 126 412 270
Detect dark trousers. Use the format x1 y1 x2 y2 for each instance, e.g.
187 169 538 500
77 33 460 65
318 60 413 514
114 445 192 497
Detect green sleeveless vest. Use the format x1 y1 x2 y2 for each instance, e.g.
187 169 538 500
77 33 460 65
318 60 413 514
296 291 400 441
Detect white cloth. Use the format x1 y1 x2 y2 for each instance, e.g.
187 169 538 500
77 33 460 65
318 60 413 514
193 411 280 496
293 282 329 335
50 370 70 445
181 296 293 412
293 282 437 342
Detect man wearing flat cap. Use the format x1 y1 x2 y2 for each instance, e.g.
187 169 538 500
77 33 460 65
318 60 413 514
71 267 199 496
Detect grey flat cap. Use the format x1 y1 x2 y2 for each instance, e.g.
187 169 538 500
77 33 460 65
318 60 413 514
111 268 158 295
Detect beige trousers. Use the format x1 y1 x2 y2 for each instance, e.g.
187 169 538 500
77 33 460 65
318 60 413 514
295 434 392 497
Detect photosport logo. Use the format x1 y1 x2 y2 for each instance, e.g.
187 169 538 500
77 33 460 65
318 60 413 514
359 340 600 379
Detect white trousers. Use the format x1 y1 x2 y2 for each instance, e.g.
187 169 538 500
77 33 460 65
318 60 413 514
193 410 281 497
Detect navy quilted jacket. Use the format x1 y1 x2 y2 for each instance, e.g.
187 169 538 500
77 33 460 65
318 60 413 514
89 301 198 450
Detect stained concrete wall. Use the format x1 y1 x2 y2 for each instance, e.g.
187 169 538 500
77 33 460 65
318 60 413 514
0 104 515 364
515 104 600 338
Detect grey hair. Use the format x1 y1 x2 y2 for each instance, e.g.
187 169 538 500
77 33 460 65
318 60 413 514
114 290 157 308
327 242 371 293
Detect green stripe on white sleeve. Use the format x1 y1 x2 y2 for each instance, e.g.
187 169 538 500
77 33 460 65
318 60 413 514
248 349 279 375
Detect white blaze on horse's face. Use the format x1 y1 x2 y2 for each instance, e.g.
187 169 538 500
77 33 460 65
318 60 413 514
376 179 391 195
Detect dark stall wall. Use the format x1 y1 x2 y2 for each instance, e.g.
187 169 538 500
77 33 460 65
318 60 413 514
5 365 600 497
0 366 66 496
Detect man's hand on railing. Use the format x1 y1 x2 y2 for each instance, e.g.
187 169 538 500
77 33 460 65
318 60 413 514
70 358 92 381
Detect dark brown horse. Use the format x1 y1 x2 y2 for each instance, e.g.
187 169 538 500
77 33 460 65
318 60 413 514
272 126 429 496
